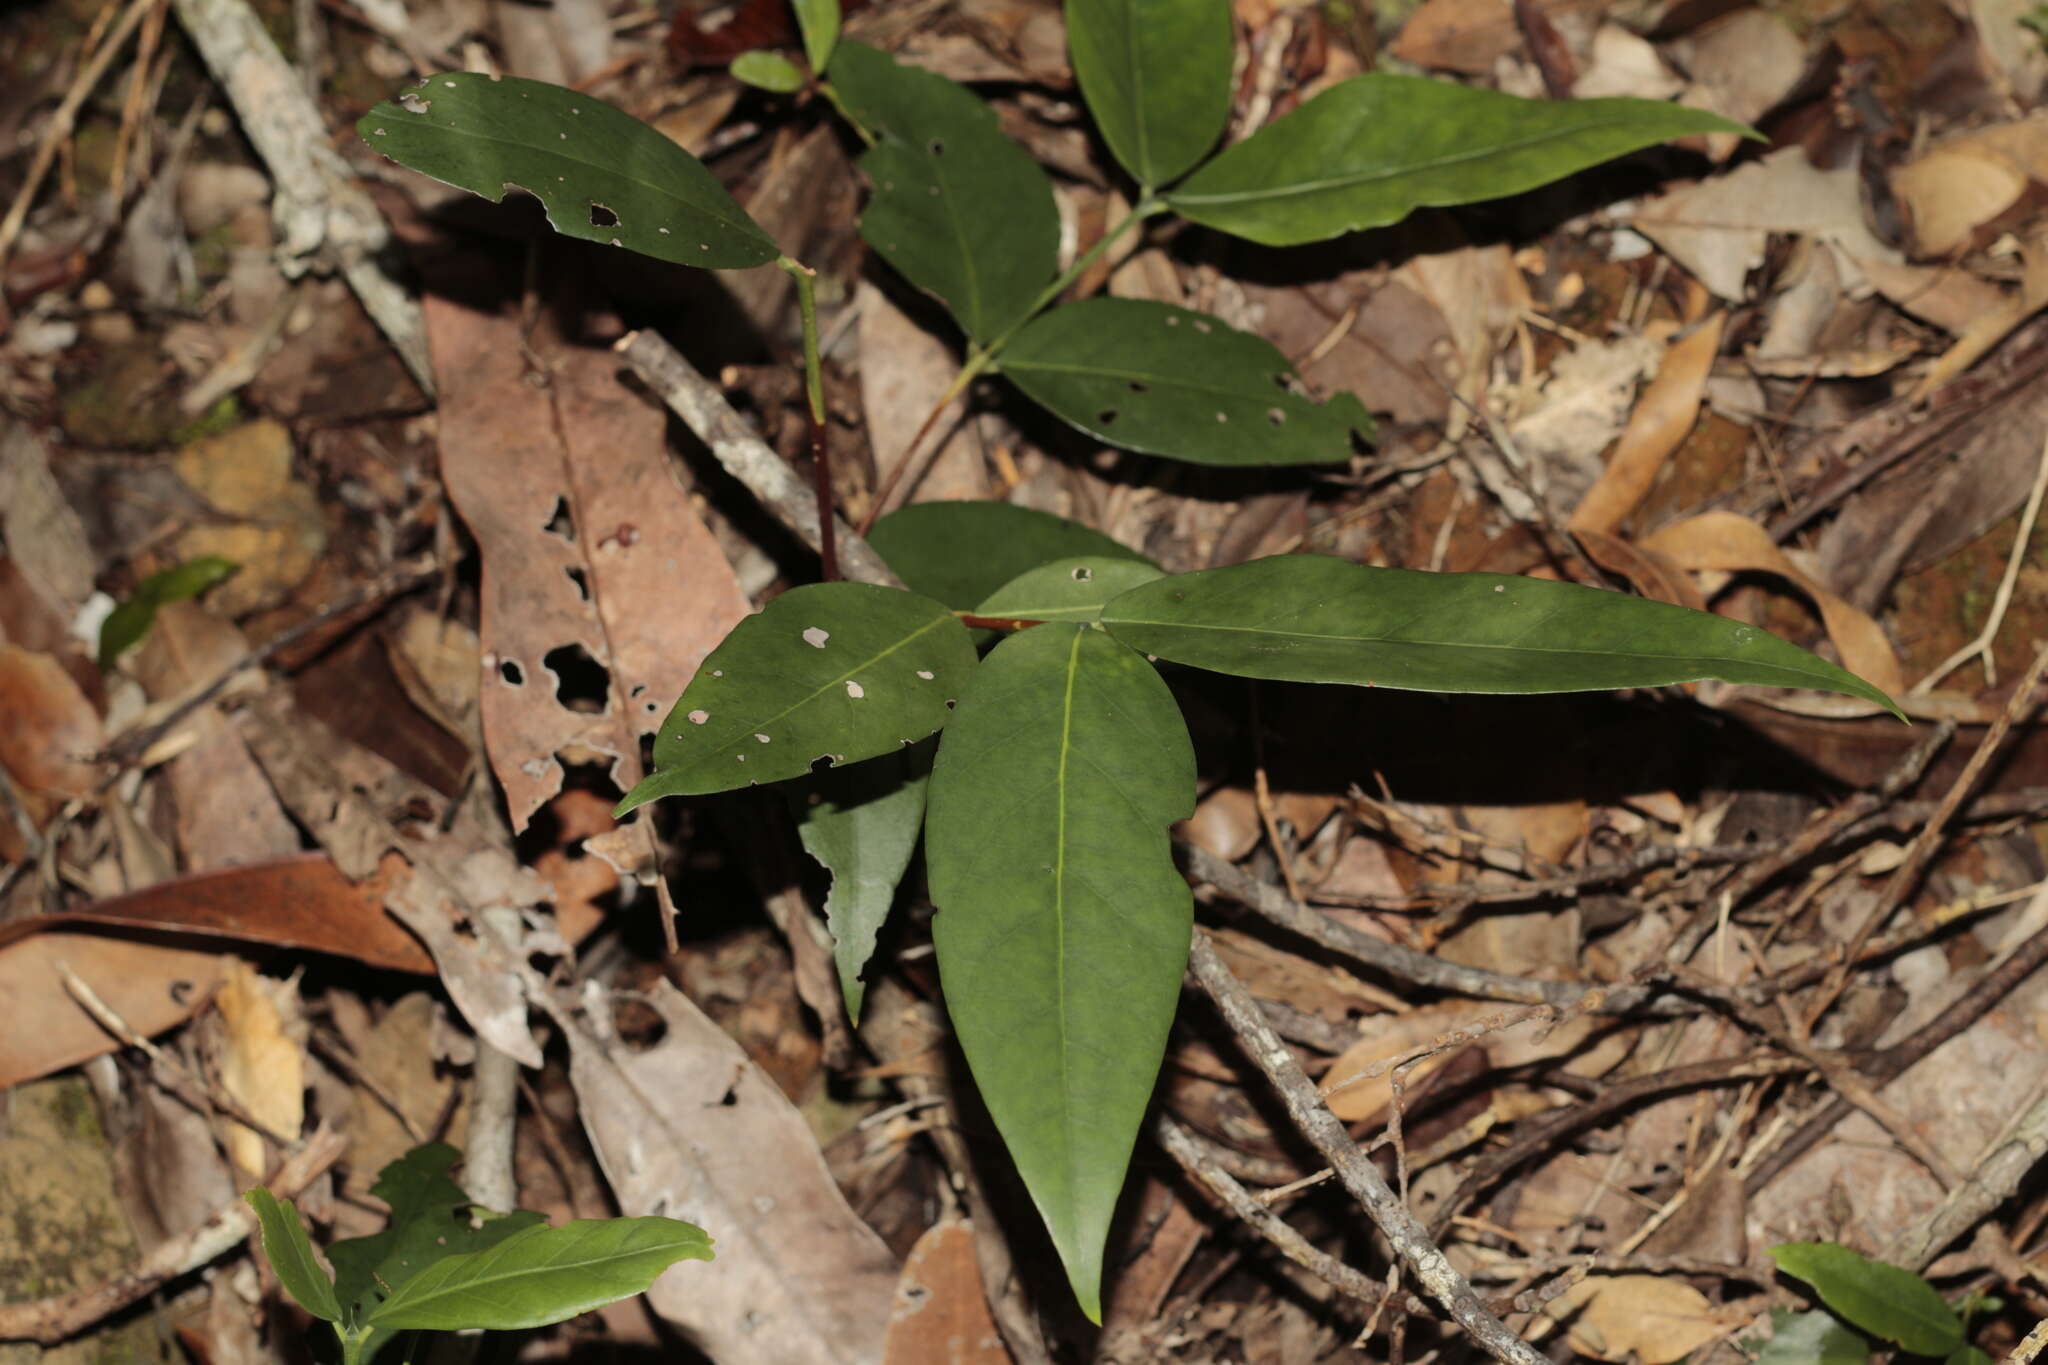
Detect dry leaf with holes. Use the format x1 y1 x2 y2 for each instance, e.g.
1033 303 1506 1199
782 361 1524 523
1546 1275 1735 1364
882 1221 1011 1365
214 959 305 1176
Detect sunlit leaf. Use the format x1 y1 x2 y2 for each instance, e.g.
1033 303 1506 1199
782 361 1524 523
826 43 1059 340
1166 75 1754 246
617 583 976 810
357 74 780 269
1000 298 1372 464
1099 555 1904 716
926 624 1195 1322
1769 1244 1961 1358
975 556 1165 623
1066 0 1232 188
367 1217 713 1331
791 739 933 1021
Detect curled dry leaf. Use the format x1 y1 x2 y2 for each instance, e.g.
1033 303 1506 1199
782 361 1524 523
1639 511 1905 699
1889 111 2048 257
1568 313 1727 537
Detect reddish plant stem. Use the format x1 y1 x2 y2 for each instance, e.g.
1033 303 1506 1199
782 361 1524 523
955 614 1047 631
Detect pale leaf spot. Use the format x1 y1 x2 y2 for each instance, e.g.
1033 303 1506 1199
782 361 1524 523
803 627 829 648
916 670 934 680
688 709 710 724
846 681 864 699
754 733 771 743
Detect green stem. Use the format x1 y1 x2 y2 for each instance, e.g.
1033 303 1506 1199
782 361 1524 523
778 255 840 581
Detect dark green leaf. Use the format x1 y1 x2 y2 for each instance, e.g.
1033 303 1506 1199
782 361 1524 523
357 74 779 268
1100 556 1903 716
1166 75 1755 246
1001 299 1372 465
617 583 976 811
98 555 238 668
791 739 933 1021
825 43 1059 340
367 1217 713 1332
975 556 1165 623
731 50 805 92
868 501 1153 611
926 624 1195 1322
1752 1310 1871 1365
1769 1243 1962 1357
1947 1348 1994 1365
795 0 840 74
244 1188 343 1322
1066 0 1232 188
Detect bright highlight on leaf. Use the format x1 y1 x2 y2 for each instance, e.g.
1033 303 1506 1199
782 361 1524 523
926 624 1196 1322
1166 75 1757 246
1098 555 1905 716
1001 299 1374 465
617 583 976 811
356 74 780 269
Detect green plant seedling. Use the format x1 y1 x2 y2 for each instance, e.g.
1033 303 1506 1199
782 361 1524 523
1769 1242 1995 1365
354 0 1846 1320
98 555 238 669
246 1142 711 1365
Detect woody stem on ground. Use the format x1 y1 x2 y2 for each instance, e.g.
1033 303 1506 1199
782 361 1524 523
780 255 838 581
858 195 1169 531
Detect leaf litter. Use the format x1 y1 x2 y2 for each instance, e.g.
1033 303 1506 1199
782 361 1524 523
5 0 2048 1360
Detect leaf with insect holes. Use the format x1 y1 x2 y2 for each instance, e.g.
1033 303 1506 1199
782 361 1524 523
790 738 932 1022
999 299 1373 465
617 583 976 810
357 74 779 269
975 557 1165 623
245 1188 343 1322
1066 0 1232 189
1166 75 1755 246
869 501 1155 611
926 624 1195 1323
826 43 1059 341
1768 1244 1962 1358
1099 555 1905 716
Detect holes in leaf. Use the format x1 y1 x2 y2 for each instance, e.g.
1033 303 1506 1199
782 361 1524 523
1193 319 1212 334
928 137 945 156
1127 380 1149 394
543 497 575 541
1098 409 1119 425
1071 565 1093 581
589 202 619 227
499 660 525 686
1267 408 1287 427
1215 412 1229 423
566 566 590 602
544 643 611 712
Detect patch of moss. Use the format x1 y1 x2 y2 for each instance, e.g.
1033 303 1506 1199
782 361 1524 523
172 395 242 446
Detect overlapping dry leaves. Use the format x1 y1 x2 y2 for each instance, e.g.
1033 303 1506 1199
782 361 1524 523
3 0 2048 1360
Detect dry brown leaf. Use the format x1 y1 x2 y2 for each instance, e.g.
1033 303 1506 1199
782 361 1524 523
0 643 102 821
1569 314 1725 535
1851 254 2015 335
1388 0 1601 74
858 281 992 513
1668 9 1809 162
1548 1275 1733 1364
1319 1000 1489 1122
172 420 326 616
1890 112 2048 257
345 993 462 1180
0 932 224 1089
424 286 749 833
561 981 897 1365
882 1221 1012 1365
1575 528 1707 610
215 959 305 1175
1640 510 1905 697
1911 236 2048 398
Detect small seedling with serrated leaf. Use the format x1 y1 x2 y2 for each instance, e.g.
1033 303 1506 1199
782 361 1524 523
245 1143 711 1365
352 0 1901 1323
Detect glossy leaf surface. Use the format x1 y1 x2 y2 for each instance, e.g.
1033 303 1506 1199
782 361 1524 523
1768 1244 1961 1358
368 1217 713 1331
868 501 1152 611
976 556 1165 623
732 50 805 92
618 583 976 810
1167 75 1752 246
826 43 1059 340
357 74 779 268
246 1188 343 1322
791 739 933 1021
1099 556 1904 715
926 624 1195 1321
794 0 840 73
1066 0 1231 188
1000 299 1372 465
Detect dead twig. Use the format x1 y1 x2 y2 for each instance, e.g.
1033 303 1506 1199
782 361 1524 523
1887 1076 2048 1271
1913 433 2048 693
1187 931 1550 1365
0 1126 345 1344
